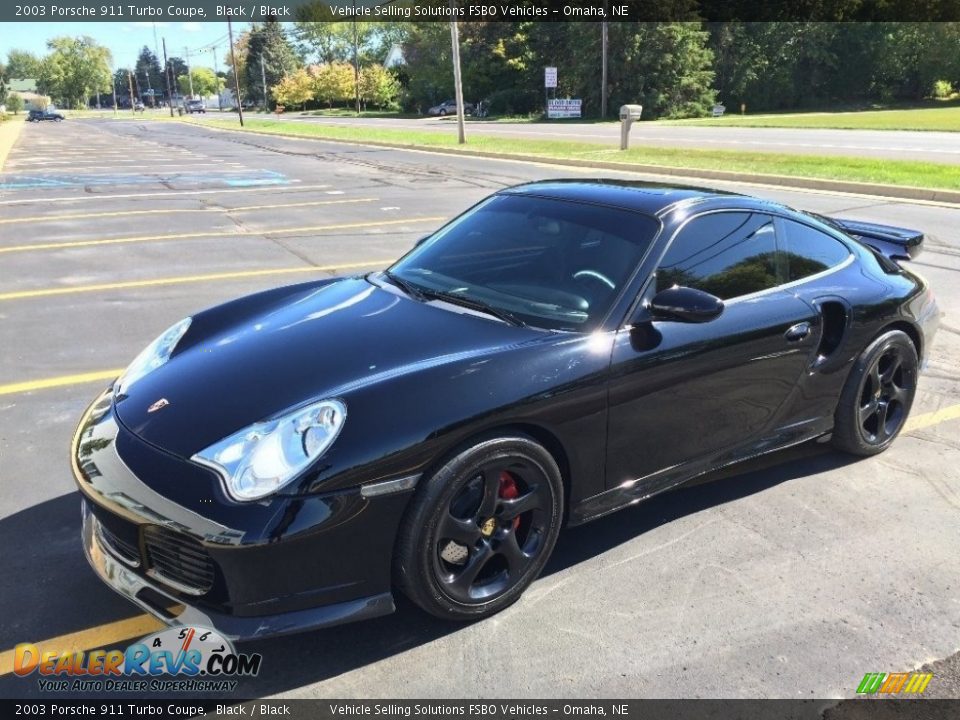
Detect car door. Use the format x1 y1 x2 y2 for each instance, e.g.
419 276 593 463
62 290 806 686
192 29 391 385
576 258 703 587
605 210 821 496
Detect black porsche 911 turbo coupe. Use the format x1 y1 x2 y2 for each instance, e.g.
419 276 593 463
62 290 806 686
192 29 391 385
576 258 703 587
73 180 940 638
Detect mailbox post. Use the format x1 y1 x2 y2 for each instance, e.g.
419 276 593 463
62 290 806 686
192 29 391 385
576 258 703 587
619 104 643 150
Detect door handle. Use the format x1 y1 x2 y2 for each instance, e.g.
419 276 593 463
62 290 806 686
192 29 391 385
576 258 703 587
784 322 811 342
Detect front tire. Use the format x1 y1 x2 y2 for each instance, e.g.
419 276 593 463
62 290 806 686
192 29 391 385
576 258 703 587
395 435 564 621
832 329 918 456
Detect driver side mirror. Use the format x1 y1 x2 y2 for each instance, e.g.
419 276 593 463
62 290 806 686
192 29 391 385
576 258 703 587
648 286 724 323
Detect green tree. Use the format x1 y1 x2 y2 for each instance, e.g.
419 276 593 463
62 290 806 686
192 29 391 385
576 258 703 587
177 67 221 97
608 23 716 119
273 67 315 109
401 23 454 111
359 63 401 109
245 20 301 109
6 49 42 79
135 46 162 103
37 36 112 109
113 67 131 98
7 93 23 114
167 57 189 79
311 62 355 107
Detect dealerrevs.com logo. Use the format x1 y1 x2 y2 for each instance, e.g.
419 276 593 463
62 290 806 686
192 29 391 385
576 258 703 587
14 626 262 693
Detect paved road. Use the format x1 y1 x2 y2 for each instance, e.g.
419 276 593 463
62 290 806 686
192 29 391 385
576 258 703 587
0 119 958 700
229 112 960 164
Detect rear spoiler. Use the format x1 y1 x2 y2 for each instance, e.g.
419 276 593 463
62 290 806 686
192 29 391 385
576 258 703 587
829 217 924 261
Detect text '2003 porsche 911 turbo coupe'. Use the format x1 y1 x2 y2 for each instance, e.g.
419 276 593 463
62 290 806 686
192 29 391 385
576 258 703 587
72 180 940 639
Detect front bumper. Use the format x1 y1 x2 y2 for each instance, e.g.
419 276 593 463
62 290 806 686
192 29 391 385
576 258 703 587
73 389 416 640
81 501 394 639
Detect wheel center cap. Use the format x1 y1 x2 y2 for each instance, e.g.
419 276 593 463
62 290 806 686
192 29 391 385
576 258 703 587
480 517 497 537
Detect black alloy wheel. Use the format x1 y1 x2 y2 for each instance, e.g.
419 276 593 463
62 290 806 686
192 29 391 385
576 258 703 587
434 461 551 603
395 435 564 620
858 346 913 444
833 329 918 456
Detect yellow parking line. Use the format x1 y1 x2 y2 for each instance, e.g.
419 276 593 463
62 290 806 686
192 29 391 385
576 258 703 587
0 197 376 225
903 404 960 433
0 259 392 302
0 615 164 677
0 369 123 396
0 216 443 254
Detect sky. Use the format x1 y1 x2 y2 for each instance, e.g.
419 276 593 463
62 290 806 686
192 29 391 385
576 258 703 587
0 22 256 73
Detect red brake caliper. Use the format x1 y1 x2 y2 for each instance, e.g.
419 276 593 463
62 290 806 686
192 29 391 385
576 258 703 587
498 471 521 530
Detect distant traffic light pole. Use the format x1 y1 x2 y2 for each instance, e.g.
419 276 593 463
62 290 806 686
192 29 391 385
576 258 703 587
227 19 244 126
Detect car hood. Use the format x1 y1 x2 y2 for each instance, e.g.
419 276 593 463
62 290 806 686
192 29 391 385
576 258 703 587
114 276 543 459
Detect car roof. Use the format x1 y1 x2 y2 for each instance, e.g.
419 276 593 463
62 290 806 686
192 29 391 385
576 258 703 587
499 179 757 216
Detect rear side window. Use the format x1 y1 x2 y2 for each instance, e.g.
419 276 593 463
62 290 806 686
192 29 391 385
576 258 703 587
656 212 778 300
780 219 851 281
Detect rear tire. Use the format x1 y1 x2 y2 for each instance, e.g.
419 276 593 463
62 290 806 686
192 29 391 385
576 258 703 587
832 329 918 456
394 435 563 621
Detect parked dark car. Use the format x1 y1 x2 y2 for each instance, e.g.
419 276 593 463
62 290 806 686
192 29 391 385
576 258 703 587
73 180 939 639
27 109 64 122
428 99 474 116
185 99 206 114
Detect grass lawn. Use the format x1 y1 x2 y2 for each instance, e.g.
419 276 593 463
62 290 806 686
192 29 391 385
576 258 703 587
662 104 960 132
194 117 960 192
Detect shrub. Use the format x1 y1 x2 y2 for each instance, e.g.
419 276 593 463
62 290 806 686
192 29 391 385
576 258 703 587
933 79 955 99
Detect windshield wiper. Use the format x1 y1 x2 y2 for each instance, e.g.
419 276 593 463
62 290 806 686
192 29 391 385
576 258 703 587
419 288 526 327
381 270 426 301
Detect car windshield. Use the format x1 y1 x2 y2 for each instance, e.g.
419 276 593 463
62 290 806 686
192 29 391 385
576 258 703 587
386 194 660 331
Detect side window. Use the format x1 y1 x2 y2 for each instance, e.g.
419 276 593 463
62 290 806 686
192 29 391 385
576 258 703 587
656 212 779 300
780 219 852 281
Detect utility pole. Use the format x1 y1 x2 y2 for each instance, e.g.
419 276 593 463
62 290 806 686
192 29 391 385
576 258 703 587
601 11 609 119
212 46 223 111
143 69 153 107
353 0 360 116
127 69 135 115
260 53 268 111
185 46 194 98
111 69 118 115
162 37 175 117
449 16 466 144
227 19 244 126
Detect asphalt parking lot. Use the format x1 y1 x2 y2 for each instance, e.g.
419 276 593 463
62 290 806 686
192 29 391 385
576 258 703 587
0 119 958 700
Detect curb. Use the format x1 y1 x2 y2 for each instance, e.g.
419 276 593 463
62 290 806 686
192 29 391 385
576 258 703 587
185 120 960 205
0 117 26 172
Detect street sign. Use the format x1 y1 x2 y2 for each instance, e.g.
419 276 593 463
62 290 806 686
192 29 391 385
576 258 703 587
545 67 557 88
547 98 581 118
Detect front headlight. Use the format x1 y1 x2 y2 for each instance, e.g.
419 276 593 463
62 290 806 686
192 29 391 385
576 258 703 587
116 317 192 396
191 399 347 502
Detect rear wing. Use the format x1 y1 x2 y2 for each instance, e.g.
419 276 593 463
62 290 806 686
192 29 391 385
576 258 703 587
829 217 924 261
